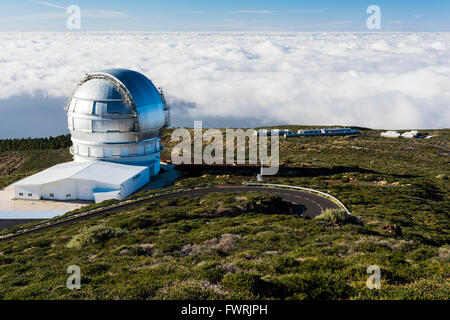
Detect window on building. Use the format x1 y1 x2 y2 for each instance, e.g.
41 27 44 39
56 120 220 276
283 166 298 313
28 193 32 197
19 192 23 196
66 194 71 198
50 193 54 197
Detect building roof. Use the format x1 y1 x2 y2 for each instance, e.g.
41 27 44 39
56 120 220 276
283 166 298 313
14 161 93 186
13 161 148 187
74 161 147 185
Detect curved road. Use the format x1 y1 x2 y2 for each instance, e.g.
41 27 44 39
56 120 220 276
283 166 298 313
0 185 340 242
166 186 340 217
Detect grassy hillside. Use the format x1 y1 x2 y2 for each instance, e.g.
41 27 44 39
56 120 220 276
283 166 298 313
0 149 72 188
0 128 448 299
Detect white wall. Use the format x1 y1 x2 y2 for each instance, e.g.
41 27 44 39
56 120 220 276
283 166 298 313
14 185 41 200
43 178 133 202
120 167 150 199
40 180 79 201
94 190 121 203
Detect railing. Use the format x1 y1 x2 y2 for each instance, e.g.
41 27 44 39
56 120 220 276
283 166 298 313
242 182 350 214
70 146 164 159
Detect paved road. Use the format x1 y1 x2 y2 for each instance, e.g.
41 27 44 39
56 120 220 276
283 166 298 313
162 186 340 218
0 185 340 241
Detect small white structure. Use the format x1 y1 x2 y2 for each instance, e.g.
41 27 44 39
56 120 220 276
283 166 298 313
380 130 423 139
13 161 149 203
380 131 401 138
400 131 420 139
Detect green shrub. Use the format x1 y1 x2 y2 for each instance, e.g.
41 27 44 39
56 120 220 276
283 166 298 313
66 225 129 248
197 262 227 283
117 215 158 230
155 281 224 299
272 256 300 273
315 209 363 226
221 273 269 296
84 263 110 275
407 247 437 261
0 256 14 265
273 273 354 300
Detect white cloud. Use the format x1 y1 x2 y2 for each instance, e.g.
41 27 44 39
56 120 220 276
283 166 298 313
0 32 449 137
235 10 274 14
0 12 66 22
30 0 64 9
0 6 134 23
82 9 135 19
234 9 324 14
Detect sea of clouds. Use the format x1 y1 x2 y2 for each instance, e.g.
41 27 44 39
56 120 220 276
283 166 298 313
0 32 449 138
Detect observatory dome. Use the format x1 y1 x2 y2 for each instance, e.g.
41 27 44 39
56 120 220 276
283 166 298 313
67 69 169 166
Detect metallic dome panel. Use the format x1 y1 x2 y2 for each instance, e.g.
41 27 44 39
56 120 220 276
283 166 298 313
100 69 163 108
73 78 126 101
96 69 166 140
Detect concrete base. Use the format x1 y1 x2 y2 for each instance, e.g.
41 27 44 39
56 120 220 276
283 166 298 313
0 186 88 211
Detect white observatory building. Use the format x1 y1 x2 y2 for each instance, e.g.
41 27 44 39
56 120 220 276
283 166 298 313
13 69 169 203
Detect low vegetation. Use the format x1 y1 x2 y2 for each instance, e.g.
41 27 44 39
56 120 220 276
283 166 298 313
0 127 448 299
0 149 72 188
315 208 363 226
0 135 71 152
66 226 129 249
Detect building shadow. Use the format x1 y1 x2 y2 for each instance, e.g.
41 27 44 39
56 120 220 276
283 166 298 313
174 163 383 178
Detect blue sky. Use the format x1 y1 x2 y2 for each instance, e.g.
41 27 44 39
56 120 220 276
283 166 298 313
0 0 449 31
